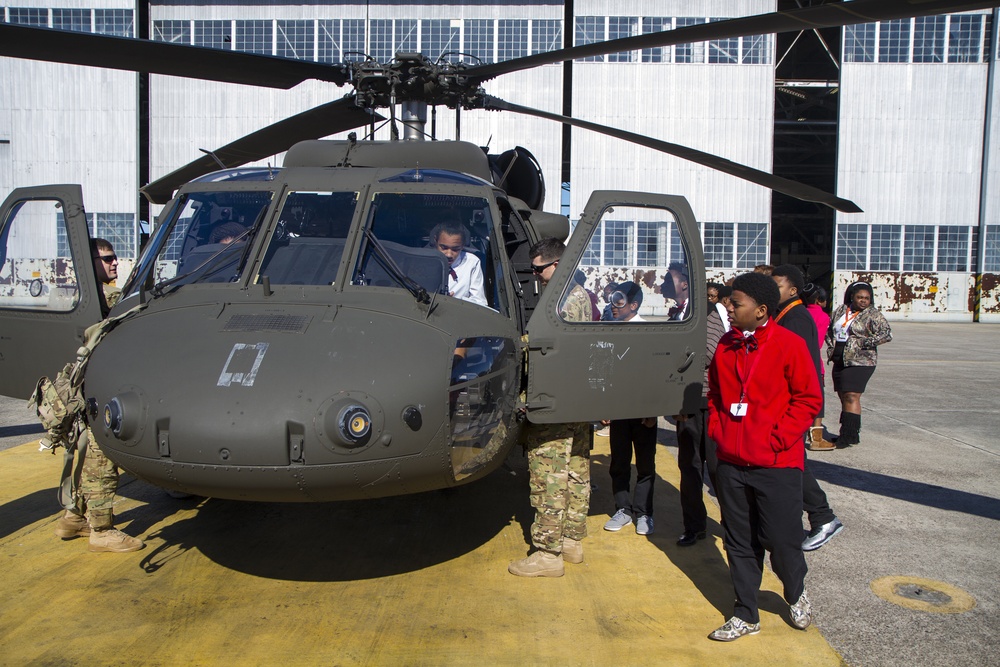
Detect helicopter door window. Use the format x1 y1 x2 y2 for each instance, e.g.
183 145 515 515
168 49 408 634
559 206 693 324
257 191 357 286
137 190 273 293
0 199 80 311
353 192 506 314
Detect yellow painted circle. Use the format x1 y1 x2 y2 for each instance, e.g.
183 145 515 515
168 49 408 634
870 576 976 614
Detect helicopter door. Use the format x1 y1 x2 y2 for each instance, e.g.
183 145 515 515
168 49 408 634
0 185 105 399
525 191 706 423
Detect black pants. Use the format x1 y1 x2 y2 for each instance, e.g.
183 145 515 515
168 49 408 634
803 456 835 528
675 409 718 534
609 418 657 517
716 462 808 624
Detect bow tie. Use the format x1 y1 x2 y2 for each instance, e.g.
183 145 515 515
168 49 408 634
731 335 758 352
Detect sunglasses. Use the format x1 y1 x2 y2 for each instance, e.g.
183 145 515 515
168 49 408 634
531 259 557 274
95 254 118 263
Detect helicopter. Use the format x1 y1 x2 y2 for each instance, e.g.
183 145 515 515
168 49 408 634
0 0 994 502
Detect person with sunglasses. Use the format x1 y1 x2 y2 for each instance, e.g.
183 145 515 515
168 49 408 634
508 238 591 577
91 238 121 317
54 239 145 553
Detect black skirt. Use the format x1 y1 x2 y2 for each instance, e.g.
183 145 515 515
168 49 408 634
831 342 876 393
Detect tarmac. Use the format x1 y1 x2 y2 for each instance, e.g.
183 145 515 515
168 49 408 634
0 321 997 666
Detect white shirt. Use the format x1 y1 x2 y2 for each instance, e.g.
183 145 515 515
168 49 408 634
448 251 487 307
715 302 731 332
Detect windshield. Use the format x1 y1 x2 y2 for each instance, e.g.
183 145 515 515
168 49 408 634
351 193 505 313
133 190 273 294
256 191 358 286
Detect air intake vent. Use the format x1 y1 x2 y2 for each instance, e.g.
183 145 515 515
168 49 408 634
222 314 311 334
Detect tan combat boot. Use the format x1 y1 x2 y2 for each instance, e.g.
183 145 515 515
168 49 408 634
54 510 90 539
88 528 144 553
508 550 564 577
562 537 583 564
807 426 835 452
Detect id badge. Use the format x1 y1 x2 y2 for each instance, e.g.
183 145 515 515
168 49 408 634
730 402 748 417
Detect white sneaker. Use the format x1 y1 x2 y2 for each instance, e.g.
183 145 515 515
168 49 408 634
603 509 632 532
636 515 654 535
709 617 760 642
789 591 812 629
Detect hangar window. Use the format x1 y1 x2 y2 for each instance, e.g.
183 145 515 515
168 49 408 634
984 227 1000 273
463 19 493 64
423 19 460 62
531 19 562 55
277 19 314 61
913 16 946 63
836 224 868 271
869 225 901 271
948 15 984 63
95 9 132 37
574 16 604 62
903 225 935 271
498 19 528 61
53 9 90 33
194 20 231 50
641 17 670 63
8 7 46 26
937 227 970 272
236 20 273 55
153 20 190 45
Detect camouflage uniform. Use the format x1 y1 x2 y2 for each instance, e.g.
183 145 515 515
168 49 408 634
75 281 121 529
522 422 591 552
522 282 593 554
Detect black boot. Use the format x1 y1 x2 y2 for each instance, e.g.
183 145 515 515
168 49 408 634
838 412 861 446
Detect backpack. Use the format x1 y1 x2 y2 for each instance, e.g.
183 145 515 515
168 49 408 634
28 362 87 453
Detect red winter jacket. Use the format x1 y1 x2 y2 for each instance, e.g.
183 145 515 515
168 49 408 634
707 321 822 470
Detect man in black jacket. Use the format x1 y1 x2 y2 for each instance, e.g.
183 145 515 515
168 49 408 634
772 265 844 552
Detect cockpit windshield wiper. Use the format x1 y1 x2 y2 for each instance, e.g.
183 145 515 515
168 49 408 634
362 228 431 304
151 226 254 297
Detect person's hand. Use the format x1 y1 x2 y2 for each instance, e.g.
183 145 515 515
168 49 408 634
641 417 657 428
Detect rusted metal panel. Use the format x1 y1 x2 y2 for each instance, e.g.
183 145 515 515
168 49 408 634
980 273 1000 318
834 271 977 321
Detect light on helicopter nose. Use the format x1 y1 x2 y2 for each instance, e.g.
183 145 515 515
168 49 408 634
104 398 123 436
340 405 372 445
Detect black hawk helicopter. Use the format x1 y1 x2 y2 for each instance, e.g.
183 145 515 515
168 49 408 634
0 0 993 501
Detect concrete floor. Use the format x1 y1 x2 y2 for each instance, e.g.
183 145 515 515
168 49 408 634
0 321 997 666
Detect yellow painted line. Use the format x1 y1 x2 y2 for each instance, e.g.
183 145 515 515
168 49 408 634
0 437 844 666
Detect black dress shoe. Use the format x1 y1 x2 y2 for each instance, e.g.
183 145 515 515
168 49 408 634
677 530 707 547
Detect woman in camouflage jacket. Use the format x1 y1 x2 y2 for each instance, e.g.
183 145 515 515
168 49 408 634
824 282 892 445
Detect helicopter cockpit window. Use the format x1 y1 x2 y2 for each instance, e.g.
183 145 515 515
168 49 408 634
0 199 80 312
351 193 507 315
136 190 273 294
256 191 358 286
560 205 693 324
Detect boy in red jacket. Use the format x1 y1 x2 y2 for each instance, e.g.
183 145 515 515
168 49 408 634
706 272 822 641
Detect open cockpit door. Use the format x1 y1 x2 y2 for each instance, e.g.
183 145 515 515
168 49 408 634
524 191 706 423
0 185 104 398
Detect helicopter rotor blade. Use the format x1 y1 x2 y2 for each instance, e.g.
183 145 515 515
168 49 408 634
0 23 349 89
466 0 1000 82
481 95 862 214
142 96 383 204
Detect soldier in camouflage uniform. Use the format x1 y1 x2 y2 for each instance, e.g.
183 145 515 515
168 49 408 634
53 239 144 553
508 238 592 578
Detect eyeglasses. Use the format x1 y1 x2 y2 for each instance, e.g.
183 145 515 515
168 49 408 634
94 254 118 263
531 259 557 274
